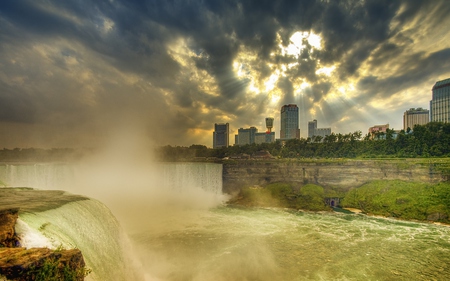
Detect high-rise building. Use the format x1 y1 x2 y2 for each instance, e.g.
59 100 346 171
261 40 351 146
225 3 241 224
308 120 317 139
308 119 331 140
315 128 332 139
235 117 276 146
213 123 229 149
255 132 275 144
236 127 258 146
403 108 429 131
280 104 300 140
430 78 450 123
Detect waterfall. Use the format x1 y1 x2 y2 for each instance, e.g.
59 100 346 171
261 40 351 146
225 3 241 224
0 162 223 195
1 162 225 280
15 198 144 281
0 163 74 189
159 162 223 194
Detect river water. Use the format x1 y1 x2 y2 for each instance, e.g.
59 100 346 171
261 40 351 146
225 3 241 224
133 206 450 281
1 162 450 281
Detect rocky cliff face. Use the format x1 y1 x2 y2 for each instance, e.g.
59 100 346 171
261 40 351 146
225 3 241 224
222 159 448 194
0 189 88 281
0 247 85 281
0 209 19 248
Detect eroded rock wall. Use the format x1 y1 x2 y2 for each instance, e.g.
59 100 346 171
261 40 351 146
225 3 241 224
222 160 448 194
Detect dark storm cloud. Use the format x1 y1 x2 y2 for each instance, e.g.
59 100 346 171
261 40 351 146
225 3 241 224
368 43 403 67
0 1 78 36
317 0 400 78
0 0 449 147
278 77 294 106
356 48 450 103
301 82 333 104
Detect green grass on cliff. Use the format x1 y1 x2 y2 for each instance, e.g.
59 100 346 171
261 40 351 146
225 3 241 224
231 179 450 223
25 256 91 281
342 180 450 222
231 183 331 211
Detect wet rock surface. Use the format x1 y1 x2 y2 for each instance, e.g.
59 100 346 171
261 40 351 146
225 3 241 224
0 188 88 280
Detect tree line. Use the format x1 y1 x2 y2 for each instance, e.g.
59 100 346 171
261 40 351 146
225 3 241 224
157 122 450 160
2 122 449 162
0 148 83 162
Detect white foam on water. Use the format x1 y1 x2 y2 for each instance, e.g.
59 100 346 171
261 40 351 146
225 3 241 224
15 219 54 249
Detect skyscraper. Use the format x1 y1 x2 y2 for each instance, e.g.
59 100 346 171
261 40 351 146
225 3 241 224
403 108 429 131
308 119 317 139
236 127 258 146
280 104 300 140
213 123 229 148
235 118 275 146
430 78 450 123
308 119 331 140
315 128 332 139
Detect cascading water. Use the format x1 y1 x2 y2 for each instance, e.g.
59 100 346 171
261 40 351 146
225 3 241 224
0 162 223 195
0 162 226 280
0 163 74 189
16 199 143 281
159 163 222 195
2 162 450 280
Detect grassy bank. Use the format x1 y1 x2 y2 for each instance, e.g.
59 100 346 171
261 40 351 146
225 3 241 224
342 180 450 222
228 183 338 212
229 180 450 223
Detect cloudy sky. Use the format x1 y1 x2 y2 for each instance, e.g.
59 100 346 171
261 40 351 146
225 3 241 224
1 0 450 149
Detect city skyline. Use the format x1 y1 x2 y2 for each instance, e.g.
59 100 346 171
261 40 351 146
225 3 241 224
1 1 450 149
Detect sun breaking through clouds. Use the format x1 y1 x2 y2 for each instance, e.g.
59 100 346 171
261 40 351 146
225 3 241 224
0 0 450 148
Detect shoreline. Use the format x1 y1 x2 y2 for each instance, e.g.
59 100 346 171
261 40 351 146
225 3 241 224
227 202 450 227
340 207 450 227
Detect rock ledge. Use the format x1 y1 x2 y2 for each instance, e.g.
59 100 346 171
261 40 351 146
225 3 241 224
0 207 87 281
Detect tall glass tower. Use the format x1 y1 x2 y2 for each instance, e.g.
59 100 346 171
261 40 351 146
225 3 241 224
213 123 229 148
280 104 300 140
430 78 450 123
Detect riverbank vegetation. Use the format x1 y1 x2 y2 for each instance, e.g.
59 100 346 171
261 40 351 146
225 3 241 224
229 183 343 212
230 180 450 223
342 180 450 222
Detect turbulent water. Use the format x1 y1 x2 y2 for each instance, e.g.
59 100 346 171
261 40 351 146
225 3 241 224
1 163 450 281
135 207 450 281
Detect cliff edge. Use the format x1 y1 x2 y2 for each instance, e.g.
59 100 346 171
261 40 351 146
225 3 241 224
0 189 89 280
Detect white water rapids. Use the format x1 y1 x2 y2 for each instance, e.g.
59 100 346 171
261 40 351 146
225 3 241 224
1 163 450 281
